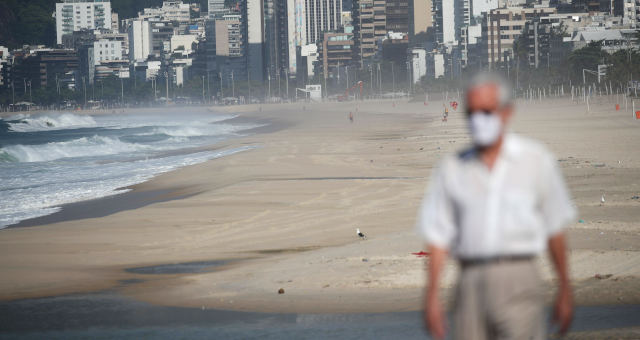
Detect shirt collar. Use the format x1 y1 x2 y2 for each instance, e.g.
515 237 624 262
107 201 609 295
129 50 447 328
459 132 520 163
501 133 521 161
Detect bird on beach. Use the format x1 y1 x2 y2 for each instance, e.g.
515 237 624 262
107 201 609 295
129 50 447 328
601 193 606 205
356 228 366 239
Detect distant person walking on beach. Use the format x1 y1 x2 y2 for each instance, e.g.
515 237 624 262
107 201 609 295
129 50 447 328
417 74 576 340
349 111 354 123
442 105 448 122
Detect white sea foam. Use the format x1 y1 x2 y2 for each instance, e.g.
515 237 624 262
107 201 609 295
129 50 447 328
0 146 255 229
152 123 254 138
1 123 257 163
0 109 261 229
1 136 151 162
4 112 238 133
7 113 97 132
96 113 238 130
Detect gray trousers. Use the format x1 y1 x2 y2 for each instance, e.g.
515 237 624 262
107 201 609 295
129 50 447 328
453 259 545 340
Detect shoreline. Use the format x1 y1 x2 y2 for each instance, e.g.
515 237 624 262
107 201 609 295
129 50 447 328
2 111 287 230
10 187 198 229
0 99 639 325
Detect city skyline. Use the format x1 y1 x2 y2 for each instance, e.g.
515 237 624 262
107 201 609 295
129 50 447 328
0 0 638 110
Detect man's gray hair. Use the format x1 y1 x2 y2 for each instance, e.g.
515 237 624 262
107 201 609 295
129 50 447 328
466 72 513 108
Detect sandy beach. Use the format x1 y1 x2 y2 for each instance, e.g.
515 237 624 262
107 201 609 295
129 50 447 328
1 97 639 334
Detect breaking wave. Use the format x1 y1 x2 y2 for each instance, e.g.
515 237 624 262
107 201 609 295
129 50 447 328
1 136 150 163
6 113 97 132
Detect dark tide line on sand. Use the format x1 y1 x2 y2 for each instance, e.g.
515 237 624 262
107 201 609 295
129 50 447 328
10 188 199 228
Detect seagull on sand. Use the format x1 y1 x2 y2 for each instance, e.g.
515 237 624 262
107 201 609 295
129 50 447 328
356 228 366 239
601 193 606 205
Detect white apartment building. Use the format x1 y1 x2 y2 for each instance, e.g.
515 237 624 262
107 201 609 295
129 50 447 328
95 30 128 59
410 48 427 83
622 0 637 27
432 0 470 46
304 0 343 44
93 38 122 64
128 19 152 61
170 34 198 54
472 0 498 18
247 0 264 81
139 1 190 22
208 0 225 17
55 0 112 44
299 43 318 77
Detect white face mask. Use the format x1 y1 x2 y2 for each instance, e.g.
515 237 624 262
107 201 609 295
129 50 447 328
469 112 503 147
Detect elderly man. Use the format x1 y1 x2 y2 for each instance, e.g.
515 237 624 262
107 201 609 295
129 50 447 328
417 74 575 340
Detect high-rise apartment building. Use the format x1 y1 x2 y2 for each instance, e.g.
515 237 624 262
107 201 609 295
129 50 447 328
305 0 343 44
353 0 386 64
259 0 342 82
409 0 432 43
208 0 226 17
264 0 327 79
93 38 123 63
128 19 152 61
263 0 287 80
205 18 218 75
138 1 191 22
214 14 247 86
10 50 80 90
481 7 556 65
471 0 498 18
55 0 113 45
621 0 637 27
318 31 354 79
216 15 244 57
432 0 470 46
386 0 409 33
150 21 178 58
245 0 265 81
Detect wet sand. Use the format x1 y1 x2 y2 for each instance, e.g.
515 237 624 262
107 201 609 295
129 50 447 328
0 98 639 337
1 291 638 339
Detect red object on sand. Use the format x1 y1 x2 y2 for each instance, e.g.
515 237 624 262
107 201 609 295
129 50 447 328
412 251 430 257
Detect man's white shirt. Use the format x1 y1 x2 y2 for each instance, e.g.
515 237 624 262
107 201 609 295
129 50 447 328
416 133 576 259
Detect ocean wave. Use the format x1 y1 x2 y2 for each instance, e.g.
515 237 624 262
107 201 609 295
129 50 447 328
6 113 97 132
0 150 19 163
0 146 255 229
1 135 150 162
97 113 238 130
153 126 212 137
141 121 255 138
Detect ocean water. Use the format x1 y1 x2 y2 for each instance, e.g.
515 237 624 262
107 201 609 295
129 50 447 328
0 109 259 229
